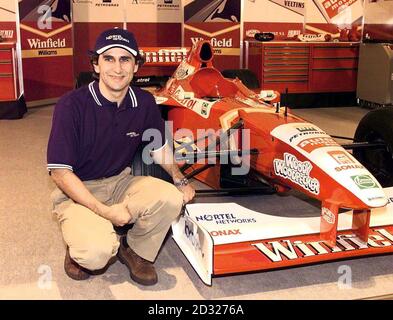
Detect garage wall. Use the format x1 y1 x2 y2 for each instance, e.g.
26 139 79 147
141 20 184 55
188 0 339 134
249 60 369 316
72 0 183 78
363 0 393 42
243 0 364 41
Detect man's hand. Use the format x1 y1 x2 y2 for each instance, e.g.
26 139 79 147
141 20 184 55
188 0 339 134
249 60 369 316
102 195 133 226
177 184 195 204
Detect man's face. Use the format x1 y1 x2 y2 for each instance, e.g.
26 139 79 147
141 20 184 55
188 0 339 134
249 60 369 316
94 47 138 95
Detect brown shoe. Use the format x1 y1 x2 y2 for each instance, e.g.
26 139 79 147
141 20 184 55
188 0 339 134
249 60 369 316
64 247 90 281
117 236 158 286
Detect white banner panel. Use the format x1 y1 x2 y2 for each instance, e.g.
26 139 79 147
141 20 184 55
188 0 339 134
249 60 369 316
72 0 125 23
244 0 305 22
127 0 182 23
0 0 17 21
243 0 363 24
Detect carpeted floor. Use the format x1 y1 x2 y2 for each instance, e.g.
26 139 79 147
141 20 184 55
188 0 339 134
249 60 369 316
1 105 393 300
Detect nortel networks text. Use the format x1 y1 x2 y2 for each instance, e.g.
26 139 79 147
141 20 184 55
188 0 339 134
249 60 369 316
195 213 256 224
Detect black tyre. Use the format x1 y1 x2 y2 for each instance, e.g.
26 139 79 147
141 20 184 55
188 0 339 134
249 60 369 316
353 107 393 187
131 145 172 182
221 69 260 90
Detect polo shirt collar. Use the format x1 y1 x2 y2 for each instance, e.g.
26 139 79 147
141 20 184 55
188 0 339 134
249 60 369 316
88 81 138 109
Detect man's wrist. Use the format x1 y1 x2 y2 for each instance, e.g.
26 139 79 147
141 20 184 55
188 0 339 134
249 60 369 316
173 177 189 187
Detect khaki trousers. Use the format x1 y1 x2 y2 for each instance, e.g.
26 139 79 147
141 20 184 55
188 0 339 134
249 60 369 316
51 167 183 271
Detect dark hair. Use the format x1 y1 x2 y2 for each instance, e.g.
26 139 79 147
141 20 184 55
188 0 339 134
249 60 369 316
89 53 100 80
89 52 145 80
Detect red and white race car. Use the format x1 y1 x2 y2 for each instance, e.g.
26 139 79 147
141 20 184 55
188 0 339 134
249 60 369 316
140 40 393 285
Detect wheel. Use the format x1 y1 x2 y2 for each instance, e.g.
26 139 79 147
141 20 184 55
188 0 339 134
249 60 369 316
131 145 172 182
353 106 393 187
221 69 260 90
75 72 94 89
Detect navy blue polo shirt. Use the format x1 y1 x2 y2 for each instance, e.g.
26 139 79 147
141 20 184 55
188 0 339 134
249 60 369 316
47 81 166 181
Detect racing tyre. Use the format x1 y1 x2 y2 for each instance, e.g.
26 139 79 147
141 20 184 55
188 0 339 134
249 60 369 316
131 145 172 183
221 69 260 90
353 106 393 187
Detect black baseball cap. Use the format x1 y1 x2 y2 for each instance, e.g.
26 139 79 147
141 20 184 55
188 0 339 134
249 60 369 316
91 27 139 57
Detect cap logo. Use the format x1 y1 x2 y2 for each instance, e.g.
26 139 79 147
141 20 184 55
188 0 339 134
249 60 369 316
106 34 130 43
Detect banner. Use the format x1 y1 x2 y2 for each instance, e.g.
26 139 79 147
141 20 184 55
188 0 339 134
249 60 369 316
127 0 182 23
183 0 241 70
19 0 73 104
243 0 364 41
72 0 125 23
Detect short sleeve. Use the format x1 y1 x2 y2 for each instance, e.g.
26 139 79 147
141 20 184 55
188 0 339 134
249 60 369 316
47 96 79 172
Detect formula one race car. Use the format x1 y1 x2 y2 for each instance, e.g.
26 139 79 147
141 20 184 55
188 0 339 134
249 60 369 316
138 40 393 285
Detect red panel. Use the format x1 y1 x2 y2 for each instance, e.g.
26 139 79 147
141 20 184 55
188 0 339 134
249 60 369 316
213 226 393 275
310 70 358 92
0 77 15 101
312 58 358 69
0 50 12 60
0 63 12 74
21 55 73 101
313 46 359 58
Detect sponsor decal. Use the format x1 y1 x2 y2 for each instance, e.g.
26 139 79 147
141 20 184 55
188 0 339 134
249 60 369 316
201 102 209 116
172 85 214 119
246 29 260 37
27 38 66 49
191 37 233 48
126 131 139 138
157 0 180 10
368 196 386 201
335 164 364 172
297 137 339 153
195 213 257 225
328 150 354 164
251 228 393 262
320 0 358 19
154 96 168 104
296 126 319 133
106 34 129 43
322 207 335 224
96 0 119 7
0 30 14 39
288 126 326 143
174 60 195 79
210 229 241 237
287 29 301 37
23 38 70 58
328 151 364 171
351 175 378 190
184 219 202 255
140 48 188 65
269 0 306 15
273 153 320 195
